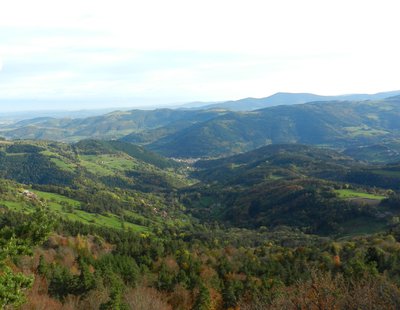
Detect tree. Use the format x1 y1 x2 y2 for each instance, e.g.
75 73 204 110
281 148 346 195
192 282 211 310
37 254 48 277
77 257 96 295
48 266 75 300
100 271 126 310
157 263 176 292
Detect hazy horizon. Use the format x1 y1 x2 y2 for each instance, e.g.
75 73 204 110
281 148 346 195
1 89 400 113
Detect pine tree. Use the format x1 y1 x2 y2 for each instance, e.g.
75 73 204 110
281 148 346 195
192 282 212 310
37 254 48 276
77 257 96 294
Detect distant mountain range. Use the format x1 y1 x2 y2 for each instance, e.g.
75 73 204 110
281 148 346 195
2 91 400 158
181 90 400 111
145 96 400 157
0 109 228 142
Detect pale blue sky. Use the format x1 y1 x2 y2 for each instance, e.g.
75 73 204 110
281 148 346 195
0 0 399 111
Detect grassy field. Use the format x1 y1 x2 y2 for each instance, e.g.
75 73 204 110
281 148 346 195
79 154 140 176
0 190 147 232
0 200 29 212
79 154 191 188
343 126 389 138
335 189 386 200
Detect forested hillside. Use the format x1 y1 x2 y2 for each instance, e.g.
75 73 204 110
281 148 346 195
0 109 227 142
149 96 400 157
3 96 400 158
2 137 400 308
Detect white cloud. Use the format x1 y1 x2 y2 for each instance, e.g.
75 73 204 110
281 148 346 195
0 0 400 109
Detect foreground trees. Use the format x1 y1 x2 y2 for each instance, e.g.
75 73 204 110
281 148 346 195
7 217 400 309
0 207 54 308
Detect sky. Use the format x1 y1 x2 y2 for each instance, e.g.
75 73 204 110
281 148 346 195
0 0 400 111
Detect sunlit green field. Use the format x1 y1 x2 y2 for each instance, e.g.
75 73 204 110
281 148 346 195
0 190 147 232
79 154 141 176
335 189 386 200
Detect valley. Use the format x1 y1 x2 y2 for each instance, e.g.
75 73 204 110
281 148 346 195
2 94 400 309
